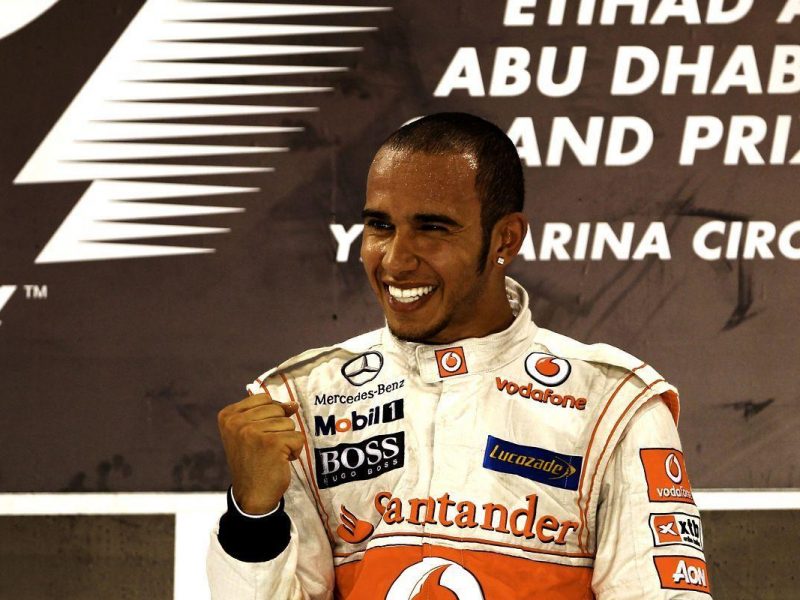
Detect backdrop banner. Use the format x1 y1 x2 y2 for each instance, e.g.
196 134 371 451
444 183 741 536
1 0 798 494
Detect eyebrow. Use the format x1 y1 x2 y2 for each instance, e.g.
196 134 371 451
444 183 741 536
361 209 461 228
362 209 390 221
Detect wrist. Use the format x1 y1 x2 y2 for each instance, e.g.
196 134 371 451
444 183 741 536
230 487 281 518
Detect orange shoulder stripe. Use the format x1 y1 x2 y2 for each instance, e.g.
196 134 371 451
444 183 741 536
578 378 664 550
574 364 644 553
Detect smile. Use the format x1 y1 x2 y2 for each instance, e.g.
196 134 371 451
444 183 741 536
386 284 436 304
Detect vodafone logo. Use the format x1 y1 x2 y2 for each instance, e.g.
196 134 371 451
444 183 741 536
640 449 694 505
665 453 683 484
435 347 468 378
386 558 484 600
524 352 571 386
441 351 462 373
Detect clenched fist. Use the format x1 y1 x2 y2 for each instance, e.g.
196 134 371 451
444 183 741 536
217 393 305 514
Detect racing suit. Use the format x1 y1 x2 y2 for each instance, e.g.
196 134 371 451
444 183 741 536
208 278 711 599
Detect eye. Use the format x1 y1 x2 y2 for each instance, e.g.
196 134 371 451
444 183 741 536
365 218 393 231
419 223 448 232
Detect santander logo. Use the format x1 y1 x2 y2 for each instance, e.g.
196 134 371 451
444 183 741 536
524 352 571 386
336 505 374 544
386 558 484 600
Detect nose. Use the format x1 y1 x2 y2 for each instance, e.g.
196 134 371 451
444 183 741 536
382 228 419 275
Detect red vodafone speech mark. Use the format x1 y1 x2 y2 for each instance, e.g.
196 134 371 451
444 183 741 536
640 449 694 504
435 347 468 378
412 565 459 600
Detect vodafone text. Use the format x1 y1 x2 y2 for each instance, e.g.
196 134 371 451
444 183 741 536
374 491 579 545
496 377 587 410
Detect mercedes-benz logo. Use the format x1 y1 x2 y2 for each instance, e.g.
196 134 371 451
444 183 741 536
341 351 383 386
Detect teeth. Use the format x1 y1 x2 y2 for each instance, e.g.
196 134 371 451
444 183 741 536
387 285 435 303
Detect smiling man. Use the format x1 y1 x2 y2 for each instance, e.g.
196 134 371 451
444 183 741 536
208 113 711 599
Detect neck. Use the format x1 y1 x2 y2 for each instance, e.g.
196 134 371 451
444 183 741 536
425 278 514 344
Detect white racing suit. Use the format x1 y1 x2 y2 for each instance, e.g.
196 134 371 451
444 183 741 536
208 278 711 599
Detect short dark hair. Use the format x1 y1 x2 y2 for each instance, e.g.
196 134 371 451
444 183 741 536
379 112 524 270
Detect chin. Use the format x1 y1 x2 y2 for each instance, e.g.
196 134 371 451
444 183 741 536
387 319 448 344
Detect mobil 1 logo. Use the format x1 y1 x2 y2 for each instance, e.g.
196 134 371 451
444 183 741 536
315 432 404 489
314 399 404 436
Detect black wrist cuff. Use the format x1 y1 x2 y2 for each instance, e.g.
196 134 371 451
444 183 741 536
217 486 292 562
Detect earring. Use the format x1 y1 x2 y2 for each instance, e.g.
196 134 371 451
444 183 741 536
496 257 505 265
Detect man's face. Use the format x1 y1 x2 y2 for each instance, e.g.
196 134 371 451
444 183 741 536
361 148 497 343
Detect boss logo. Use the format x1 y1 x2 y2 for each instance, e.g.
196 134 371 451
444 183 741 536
315 432 404 489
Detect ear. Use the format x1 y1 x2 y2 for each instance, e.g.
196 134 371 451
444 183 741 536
491 213 528 267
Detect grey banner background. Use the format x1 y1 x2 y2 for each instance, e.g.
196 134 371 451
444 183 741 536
0 0 798 497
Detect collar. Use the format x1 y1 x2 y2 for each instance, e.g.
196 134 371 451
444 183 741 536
381 277 537 383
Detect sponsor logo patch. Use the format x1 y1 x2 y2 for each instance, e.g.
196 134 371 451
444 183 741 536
649 512 704 551
314 399 404 436
653 556 711 594
314 380 404 406
640 448 694 504
495 377 587 410
374 491 579 544
435 347 468 378
315 432 404 489
482 435 583 491
524 352 571 386
341 352 384 386
336 505 374 544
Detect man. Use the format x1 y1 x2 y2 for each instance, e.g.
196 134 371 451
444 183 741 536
208 113 711 599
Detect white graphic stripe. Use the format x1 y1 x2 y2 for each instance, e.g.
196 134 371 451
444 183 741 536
163 2 390 20
123 62 346 80
150 22 375 41
35 181 249 263
75 123 300 141
67 143 285 162
92 103 316 121
15 0 389 263
107 82 331 100
29 163 268 183
0 0 61 41
138 42 361 61
0 286 17 315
